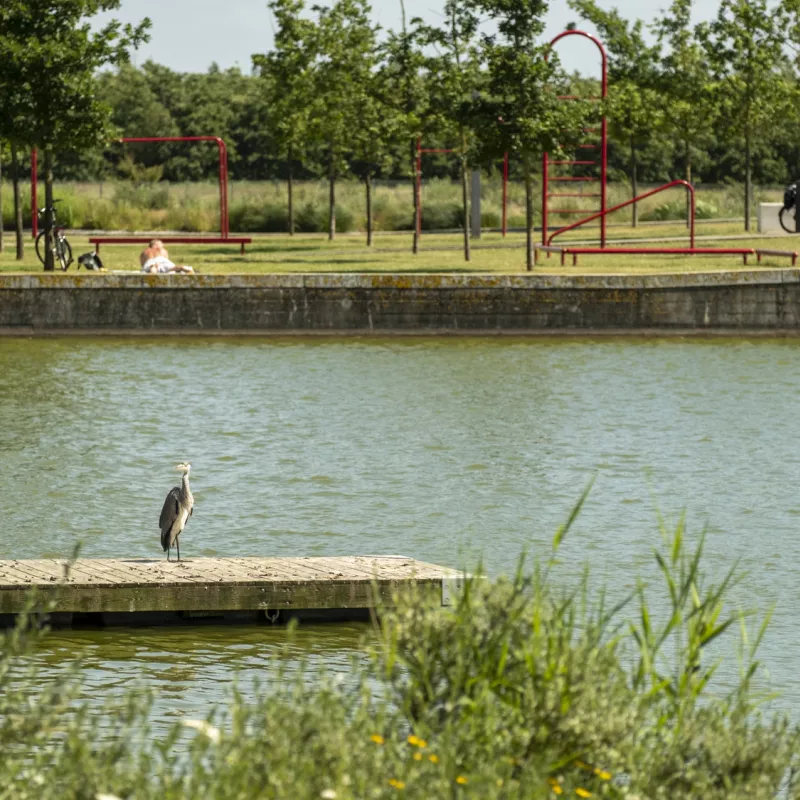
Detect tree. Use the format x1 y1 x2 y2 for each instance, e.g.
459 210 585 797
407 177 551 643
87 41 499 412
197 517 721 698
423 0 482 260
349 72 402 246
568 1 663 227
379 4 430 253
311 0 378 241
652 0 717 226
700 0 794 231
472 0 593 270
254 0 317 235
0 0 149 269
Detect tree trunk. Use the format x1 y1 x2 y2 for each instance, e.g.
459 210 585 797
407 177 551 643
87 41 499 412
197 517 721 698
365 172 373 247
328 160 336 241
0 154 4 254
44 148 55 271
11 145 23 260
411 138 419 254
288 150 294 236
744 129 752 232
460 155 471 262
524 154 533 271
630 136 638 228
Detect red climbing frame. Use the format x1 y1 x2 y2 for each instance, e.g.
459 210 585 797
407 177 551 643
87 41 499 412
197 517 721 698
539 30 772 265
543 30 608 248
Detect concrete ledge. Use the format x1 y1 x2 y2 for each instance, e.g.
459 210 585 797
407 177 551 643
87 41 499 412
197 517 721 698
2 271 800 332
2 269 800 290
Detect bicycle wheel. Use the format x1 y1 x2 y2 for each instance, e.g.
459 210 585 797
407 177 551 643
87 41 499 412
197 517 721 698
780 206 796 234
35 231 47 265
55 235 73 271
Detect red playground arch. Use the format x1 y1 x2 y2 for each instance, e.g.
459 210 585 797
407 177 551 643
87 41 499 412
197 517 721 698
31 136 251 253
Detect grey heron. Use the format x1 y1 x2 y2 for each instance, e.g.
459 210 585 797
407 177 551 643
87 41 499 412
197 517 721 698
159 462 194 561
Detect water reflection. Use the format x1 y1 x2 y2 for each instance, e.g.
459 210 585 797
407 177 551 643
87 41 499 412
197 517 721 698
36 622 369 729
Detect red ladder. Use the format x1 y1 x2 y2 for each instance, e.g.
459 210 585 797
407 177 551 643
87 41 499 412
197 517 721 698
542 30 608 248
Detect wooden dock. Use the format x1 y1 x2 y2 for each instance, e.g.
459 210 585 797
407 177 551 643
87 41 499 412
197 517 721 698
0 556 463 627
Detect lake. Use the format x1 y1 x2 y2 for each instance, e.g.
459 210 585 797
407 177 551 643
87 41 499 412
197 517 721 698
2 335 799 727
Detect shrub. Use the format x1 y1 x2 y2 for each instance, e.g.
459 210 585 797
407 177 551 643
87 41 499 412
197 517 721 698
481 207 501 229
640 198 719 222
112 183 171 211
419 201 462 230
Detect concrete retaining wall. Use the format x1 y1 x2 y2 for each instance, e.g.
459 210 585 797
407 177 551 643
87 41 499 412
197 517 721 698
2 271 800 333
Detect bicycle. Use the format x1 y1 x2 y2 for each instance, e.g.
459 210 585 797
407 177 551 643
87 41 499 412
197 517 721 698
35 200 73 271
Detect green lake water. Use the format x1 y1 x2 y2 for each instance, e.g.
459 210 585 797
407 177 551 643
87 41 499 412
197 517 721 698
2 336 800 728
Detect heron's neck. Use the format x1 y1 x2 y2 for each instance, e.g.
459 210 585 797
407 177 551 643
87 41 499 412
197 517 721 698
182 472 191 491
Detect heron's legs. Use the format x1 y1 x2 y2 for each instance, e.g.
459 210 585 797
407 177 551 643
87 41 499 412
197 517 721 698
177 538 180 562
166 548 171 562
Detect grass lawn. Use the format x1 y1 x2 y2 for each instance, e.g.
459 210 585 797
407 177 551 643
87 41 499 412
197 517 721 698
1 221 798 274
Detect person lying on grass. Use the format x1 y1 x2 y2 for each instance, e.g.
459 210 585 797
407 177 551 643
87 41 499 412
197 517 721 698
140 240 195 274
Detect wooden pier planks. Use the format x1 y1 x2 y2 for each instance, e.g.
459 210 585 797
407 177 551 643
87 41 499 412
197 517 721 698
0 556 459 616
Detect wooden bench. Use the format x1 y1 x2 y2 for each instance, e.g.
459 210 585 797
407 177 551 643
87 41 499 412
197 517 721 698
755 248 798 266
89 236 252 255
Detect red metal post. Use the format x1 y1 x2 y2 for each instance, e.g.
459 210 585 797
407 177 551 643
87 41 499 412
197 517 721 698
31 148 38 239
502 152 508 237
542 152 549 246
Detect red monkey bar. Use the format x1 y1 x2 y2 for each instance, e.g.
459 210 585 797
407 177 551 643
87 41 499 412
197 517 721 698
120 137 230 238
32 137 251 250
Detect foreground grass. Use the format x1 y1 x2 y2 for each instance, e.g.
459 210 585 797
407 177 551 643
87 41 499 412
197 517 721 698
1 222 798 275
3 500 800 799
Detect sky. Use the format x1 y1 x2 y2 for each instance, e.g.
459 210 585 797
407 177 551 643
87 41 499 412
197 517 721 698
94 0 720 78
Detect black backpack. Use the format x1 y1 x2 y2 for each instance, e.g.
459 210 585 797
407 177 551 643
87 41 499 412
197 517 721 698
77 252 105 271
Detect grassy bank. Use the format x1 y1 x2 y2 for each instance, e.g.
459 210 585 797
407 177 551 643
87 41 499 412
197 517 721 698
0 179 787 235
2 500 798 799
0 221 797 274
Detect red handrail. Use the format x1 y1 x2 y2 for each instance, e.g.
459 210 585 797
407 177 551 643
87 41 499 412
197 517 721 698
547 179 696 248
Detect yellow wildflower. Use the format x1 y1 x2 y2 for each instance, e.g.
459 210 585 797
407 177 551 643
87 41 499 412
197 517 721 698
575 789 592 798
407 735 427 748
593 768 611 781
496 779 504 788
456 776 468 785
370 734 385 745
388 779 405 790
548 778 564 796
428 754 439 764
413 752 423 761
